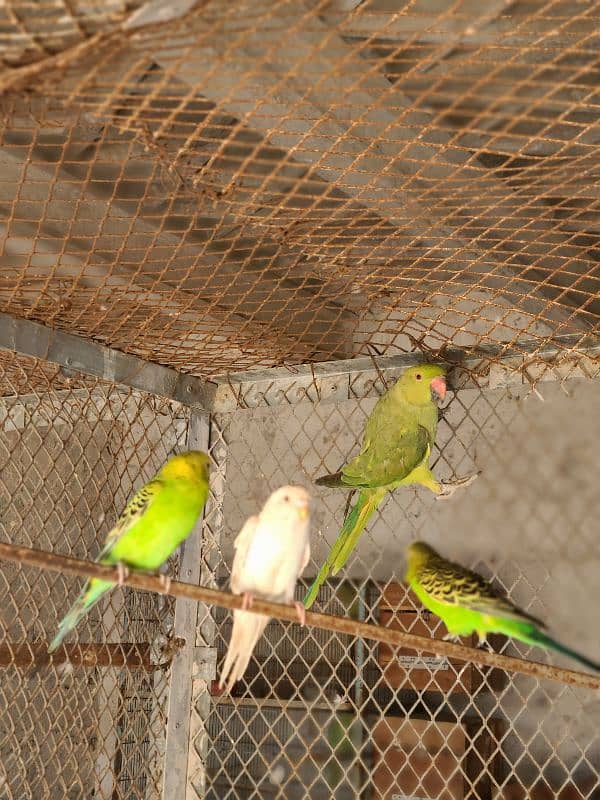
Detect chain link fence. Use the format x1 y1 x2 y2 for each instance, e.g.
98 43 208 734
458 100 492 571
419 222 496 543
0 336 235 800
0 0 599 798
1 327 599 800
198 355 600 800
0 352 196 798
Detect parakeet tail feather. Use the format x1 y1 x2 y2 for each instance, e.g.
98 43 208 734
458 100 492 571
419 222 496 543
315 472 351 489
332 489 385 573
219 610 270 691
303 489 385 609
48 579 112 654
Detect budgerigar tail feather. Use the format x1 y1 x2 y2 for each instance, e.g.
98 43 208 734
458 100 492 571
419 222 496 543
303 489 385 609
519 627 600 673
48 579 111 654
219 610 270 691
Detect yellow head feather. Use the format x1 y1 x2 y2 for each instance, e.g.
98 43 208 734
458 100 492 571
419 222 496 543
159 451 210 483
405 540 439 581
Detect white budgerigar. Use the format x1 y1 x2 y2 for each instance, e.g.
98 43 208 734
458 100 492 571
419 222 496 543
219 485 311 691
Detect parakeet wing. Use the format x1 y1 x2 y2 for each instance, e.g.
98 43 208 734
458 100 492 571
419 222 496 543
343 423 430 488
96 478 162 561
230 515 259 595
418 561 546 628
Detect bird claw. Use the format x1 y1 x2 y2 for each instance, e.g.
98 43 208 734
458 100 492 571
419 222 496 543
442 632 461 643
436 471 481 501
115 562 130 586
158 574 172 595
241 592 254 611
293 601 307 627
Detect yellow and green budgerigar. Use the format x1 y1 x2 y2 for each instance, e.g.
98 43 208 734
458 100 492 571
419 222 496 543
305 363 476 609
406 541 600 673
48 451 210 653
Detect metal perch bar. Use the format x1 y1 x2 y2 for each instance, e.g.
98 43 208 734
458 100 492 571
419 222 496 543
0 541 597 691
0 642 153 670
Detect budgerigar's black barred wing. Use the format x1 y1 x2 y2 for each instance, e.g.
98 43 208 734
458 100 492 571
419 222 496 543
417 556 492 605
97 478 162 560
418 555 545 627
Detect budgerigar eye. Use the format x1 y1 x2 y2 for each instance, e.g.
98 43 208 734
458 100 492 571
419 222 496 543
415 373 422 380
283 494 290 502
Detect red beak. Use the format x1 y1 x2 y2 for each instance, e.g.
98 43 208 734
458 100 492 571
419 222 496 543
430 375 447 401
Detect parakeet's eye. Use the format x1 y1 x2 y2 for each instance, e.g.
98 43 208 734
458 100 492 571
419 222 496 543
283 494 290 502
415 373 422 380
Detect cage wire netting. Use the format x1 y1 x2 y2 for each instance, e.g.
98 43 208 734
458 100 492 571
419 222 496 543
0 0 599 798
0 352 194 797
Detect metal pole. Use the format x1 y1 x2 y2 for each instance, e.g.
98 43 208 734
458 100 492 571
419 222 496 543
0 312 214 410
188 424 228 798
161 412 210 799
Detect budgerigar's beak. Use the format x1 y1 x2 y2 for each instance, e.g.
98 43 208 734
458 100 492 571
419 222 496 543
297 505 309 521
430 375 447 401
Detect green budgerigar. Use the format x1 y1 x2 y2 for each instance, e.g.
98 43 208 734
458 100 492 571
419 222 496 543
305 364 475 608
48 450 210 653
406 541 600 673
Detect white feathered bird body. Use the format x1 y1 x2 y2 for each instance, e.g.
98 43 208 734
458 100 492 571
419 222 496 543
219 486 311 691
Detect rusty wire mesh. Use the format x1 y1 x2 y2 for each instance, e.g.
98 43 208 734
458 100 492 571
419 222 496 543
199 359 600 800
1 1 600 799
0 354 195 799
0 0 598 377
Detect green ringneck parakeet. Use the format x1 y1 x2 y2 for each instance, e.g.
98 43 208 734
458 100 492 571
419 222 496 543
48 450 210 653
219 486 311 691
305 364 476 609
406 541 599 673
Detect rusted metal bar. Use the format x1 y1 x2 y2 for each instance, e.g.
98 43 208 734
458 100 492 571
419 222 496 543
0 541 597 691
0 642 152 670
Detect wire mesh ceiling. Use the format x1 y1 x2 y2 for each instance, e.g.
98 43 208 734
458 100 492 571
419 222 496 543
0 0 598 378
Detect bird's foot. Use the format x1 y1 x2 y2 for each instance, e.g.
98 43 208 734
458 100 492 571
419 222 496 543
241 592 254 611
115 562 130 586
477 634 493 651
442 632 461 643
435 471 481 501
293 601 307 627
158 574 172 595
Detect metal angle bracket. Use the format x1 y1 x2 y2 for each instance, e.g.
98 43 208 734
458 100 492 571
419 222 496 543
2 312 598 414
0 312 216 411
209 333 600 412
